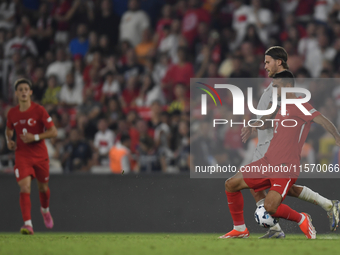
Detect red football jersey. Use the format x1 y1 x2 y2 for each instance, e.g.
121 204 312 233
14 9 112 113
6 102 54 160
265 102 320 165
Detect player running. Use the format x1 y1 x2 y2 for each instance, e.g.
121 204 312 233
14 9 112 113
5 78 58 235
220 70 340 239
237 46 339 238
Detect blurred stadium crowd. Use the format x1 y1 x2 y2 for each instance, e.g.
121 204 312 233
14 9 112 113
0 0 340 174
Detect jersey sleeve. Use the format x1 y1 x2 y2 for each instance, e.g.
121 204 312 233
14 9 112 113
6 109 13 129
40 106 54 129
296 102 321 122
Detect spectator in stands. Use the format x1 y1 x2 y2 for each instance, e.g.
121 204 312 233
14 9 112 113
4 25 38 58
41 75 61 109
31 66 46 102
109 134 131 174
175 120 190 172
62 128 92 172
98 35 114 57
229 55 251 79
93 0 120 47
314 0 335 23
84 67 103 102
181 0 210 46
137 136 164 172
69 23 89 57
46 48 73 84
135 28 155 65
121 75 140 108
79 88 102 129
6 52 24 100
168 83 188 113
102 71 121 101
52 0 80 44
162 47 194 101
135 74 165 107
283 40 304 74
156 4 173 44
71 0 94 30
59 72 83 107
298 22 317 59
105 98 123 130
85 31 98 63
83 51 103 84
0 0 17 30
94 119 115 165
119 0 150 47
158 24 179 64
31 2 55 55
120 49 144 80
304 33 336 78
240 41 260 77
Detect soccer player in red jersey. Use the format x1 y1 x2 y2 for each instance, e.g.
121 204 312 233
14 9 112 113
5 78 58 235
220 71 340 239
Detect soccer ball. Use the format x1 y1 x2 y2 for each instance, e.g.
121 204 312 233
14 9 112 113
254 205 279 228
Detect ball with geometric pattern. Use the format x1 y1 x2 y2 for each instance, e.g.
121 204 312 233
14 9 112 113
254 205 279 228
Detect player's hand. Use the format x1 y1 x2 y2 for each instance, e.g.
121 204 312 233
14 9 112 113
241 126 252 143
20 133 35 143
6 140 16 150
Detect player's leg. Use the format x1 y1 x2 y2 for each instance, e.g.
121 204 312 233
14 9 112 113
266 180 316 239
18 176 34 235
254 187 284 238
220 172 251 239
249 144 285 237
35 160 54 229
287 184 339 231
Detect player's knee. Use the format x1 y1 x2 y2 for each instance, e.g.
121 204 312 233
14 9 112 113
225 179 236 192
264 200 277 215
38 184 49 192
287 185 302 198
19 184 31 193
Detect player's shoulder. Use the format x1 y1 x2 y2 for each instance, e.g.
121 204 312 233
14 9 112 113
8 105 20 114
32 102 46 112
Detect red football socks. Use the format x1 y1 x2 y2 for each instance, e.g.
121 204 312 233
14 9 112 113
20 192 31 221
225 190 245 226
39 188 50 209
271 203 302 223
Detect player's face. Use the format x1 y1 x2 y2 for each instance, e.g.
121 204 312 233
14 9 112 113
15 83 32 102
264 55 279 77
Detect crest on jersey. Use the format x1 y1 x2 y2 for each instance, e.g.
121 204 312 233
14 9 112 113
28 118 37 126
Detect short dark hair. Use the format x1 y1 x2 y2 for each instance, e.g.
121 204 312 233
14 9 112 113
265 46 289 69
14 78 32 90
272 70 295 87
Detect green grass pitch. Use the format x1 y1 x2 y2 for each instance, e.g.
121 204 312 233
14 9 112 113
1 233 340 255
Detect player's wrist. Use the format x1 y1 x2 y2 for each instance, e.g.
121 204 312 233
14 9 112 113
34 134 40 141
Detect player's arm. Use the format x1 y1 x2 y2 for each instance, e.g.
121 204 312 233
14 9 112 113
313 114 340 146
20 126 58 144
5 127 16 150
241 103 279 142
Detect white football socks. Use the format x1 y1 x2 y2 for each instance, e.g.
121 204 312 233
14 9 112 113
256 198 265 207
234 224 246 232
24 220 33 227
298 213 305 225
41 207 50 213
298 186 333 211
